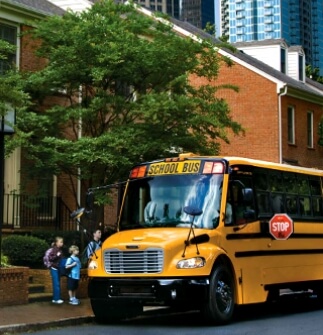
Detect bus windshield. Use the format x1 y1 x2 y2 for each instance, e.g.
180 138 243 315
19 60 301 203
120 174 223 230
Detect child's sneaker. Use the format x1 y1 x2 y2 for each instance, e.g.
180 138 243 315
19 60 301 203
52 299 64 304
69 298 80 305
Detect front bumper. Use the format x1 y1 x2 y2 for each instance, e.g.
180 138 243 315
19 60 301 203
88 277 210 306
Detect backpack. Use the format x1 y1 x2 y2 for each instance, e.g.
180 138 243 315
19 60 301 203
59 257 72 277
43 248 53 268
80 248 87 268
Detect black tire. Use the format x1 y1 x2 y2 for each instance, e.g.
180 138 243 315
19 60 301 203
202 264 235 324
91 299 142 324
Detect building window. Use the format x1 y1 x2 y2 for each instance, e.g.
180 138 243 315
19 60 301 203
288 106 295 144
0 23 17 74
307 111 313 148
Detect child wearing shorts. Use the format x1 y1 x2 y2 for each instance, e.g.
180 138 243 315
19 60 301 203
65 245 81 305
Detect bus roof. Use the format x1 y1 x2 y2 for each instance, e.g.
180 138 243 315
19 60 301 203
142 154 323 177
220 156 323 176
201 156 323 176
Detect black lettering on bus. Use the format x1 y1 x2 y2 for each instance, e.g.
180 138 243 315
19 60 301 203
170 163 178 173
193 162 200 172
159 164 164 174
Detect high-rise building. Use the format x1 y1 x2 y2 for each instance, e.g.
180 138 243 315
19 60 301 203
216 0 323 74
128 0 215 30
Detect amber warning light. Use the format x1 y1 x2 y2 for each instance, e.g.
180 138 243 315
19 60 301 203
130 166 147 179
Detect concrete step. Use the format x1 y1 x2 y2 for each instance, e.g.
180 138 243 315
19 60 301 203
28 292 53 303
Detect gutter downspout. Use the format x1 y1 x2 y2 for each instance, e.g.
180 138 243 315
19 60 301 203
278 85 288 163
77 88 82 231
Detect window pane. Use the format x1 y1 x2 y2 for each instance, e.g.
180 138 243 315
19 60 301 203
307 112 313 148
269 173 284 192
271 193 285 213
254 171 268 191
283 172 298 194
257 192 270 214
0 23 17 74
309 178 321 196
297 175 310 195
287 107 295 144
312 197 323 217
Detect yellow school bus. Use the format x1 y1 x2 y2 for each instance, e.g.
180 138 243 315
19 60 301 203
87 154 323 324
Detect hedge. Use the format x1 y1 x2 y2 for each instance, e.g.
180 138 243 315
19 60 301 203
2 235 48 268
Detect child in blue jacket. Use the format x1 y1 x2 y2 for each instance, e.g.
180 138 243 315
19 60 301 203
65 245 81 305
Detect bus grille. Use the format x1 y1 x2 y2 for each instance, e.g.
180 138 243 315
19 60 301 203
104 248 164 274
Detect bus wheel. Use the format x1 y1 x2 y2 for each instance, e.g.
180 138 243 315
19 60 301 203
202 265 235 324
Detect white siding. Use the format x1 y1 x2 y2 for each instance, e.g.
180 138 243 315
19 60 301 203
287 51 299 81
236 45 282 71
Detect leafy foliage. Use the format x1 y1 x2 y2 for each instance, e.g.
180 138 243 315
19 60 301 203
2 235 48 268
306 65 323 84
0 254 10 267
8 0 243 202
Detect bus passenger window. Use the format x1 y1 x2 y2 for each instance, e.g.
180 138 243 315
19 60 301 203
309 179 321 196
257 192 270 214
286 196 297 215
271 194 284 213
312 197 323 217
299 197 311 216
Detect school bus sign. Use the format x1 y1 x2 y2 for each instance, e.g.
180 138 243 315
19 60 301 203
269 213 294 240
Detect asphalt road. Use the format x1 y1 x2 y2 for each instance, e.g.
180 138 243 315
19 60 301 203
19 294 323 335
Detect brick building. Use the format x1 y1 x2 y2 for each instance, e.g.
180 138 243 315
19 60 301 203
162 17 323 169
2 2 323 232
1 0 70 230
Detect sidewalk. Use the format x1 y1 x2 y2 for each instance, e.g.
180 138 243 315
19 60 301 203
0 299 94 334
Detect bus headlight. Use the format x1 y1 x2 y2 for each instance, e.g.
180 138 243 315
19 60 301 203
88 260 98 270
176 257 206 269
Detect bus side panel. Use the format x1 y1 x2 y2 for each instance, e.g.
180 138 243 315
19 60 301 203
240 267 268 304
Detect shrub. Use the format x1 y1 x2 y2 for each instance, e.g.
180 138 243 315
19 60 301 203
0 254 10 267
2 235 48 268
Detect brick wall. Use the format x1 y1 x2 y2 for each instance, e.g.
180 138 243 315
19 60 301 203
20 25 47 72
189 56 323 169
29 269 89 299
191 61 280 162
281 96 323 169
0 267 29 306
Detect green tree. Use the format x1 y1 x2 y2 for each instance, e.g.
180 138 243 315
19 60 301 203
306 65 323 84
9 0 243 202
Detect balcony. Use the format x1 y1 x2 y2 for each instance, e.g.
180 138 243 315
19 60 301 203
264 1 273 8
264 9 274 16
264 25 274 32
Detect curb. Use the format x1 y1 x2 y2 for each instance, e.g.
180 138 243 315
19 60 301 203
0 316 95 335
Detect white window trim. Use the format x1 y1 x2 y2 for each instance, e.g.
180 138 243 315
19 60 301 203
307 111 314 148
288 106 295 144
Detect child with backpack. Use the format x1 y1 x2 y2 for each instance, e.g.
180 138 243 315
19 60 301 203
65 245 81 305
43 236 64 304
